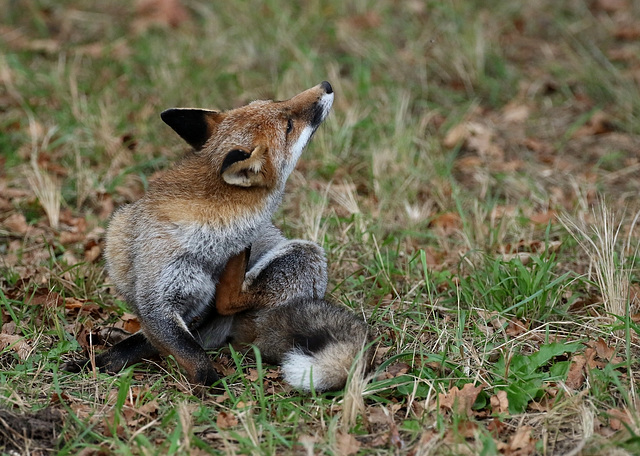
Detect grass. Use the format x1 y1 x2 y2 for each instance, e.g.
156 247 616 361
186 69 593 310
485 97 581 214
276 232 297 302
1 0 640 454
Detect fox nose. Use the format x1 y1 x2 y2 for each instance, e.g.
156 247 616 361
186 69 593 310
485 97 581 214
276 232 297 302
320 81 333 94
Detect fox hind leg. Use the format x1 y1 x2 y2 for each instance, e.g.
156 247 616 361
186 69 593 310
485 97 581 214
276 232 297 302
61 331 158 374
215 240 327 315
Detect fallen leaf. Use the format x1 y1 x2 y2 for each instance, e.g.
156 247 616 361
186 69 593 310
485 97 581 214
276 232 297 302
528 397 554 412
490 390 509 414
120 313 140 334
265 368 280 379
1 322 16 335
389 418 404 449
246 368 259 382
509 425 534 453
97 193 115 220
502 102 530 123
335 431 361 455
565 354 586 389
343 11 382 30
133 0 190 33
214 391 230 403
386 362 410 378
367 407 388 426
29 290 64 309
429 212 462 234
439 383 483 417
455 155 483 171
137 399 159 418
443 122 470 148
487 418 507 436
102 411 126 438
607 408 632 431
529 210 557 225
216 411 238 429
455 420 478 439
583 347 603 369
505 318 528 337
0 333 32 360
572 111 614 138
466 122 504 159
3 213 28 234
594 338 615 361
84 242 102 263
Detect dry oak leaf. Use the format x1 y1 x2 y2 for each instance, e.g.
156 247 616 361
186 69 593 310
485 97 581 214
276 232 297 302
607 408 632 431
216 411 238 429
343 11 382 30
0 333 32 360
583 347 604 370
505 318 528 337
529 210 557 225
509 425 535 454
462 122 504 159
594 338 621 363
335 431 361 456
490 390 509 415
439 383 483 417
565 354 586 390
367 407 389 426
443 122 470 148
429 212 462 235
571 111 614 138
30 291 64 309
59 231 86 245
119 313 141 334
246 368 260 382
386 362 410 378
133 0 190 32
487 417 507 436
502 102 530 123
3 213 28 234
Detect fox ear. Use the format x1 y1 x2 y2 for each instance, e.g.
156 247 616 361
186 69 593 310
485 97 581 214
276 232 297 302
221 145 271 188
161 108 221 150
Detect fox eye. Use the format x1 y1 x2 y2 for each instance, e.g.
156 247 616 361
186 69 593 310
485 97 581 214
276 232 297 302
286 118 294 135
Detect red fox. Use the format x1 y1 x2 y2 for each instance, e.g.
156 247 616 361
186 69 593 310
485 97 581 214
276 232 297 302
63 82 372 391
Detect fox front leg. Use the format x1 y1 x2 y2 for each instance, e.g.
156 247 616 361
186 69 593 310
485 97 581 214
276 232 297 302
137 256 221 385
215 240 327 315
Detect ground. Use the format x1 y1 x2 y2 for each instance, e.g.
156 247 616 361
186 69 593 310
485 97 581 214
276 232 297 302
1 0 639 454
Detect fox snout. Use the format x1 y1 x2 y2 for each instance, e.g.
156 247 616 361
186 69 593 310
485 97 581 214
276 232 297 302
309 81 334 130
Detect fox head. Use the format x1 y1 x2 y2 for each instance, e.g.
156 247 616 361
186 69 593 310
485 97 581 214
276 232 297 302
161 81 334 190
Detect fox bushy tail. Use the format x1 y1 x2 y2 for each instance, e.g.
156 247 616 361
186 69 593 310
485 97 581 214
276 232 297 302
245 299 372 392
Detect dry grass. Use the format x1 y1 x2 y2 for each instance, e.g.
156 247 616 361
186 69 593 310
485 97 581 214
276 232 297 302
560 202 639 320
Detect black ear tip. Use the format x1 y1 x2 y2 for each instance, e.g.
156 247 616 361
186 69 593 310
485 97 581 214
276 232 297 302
160 108 214 151
160 109 178 124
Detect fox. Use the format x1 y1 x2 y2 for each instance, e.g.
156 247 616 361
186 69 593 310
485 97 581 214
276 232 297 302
63 81 372 391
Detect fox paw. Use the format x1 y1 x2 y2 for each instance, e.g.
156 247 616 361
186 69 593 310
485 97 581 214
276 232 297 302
60 358 91 373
